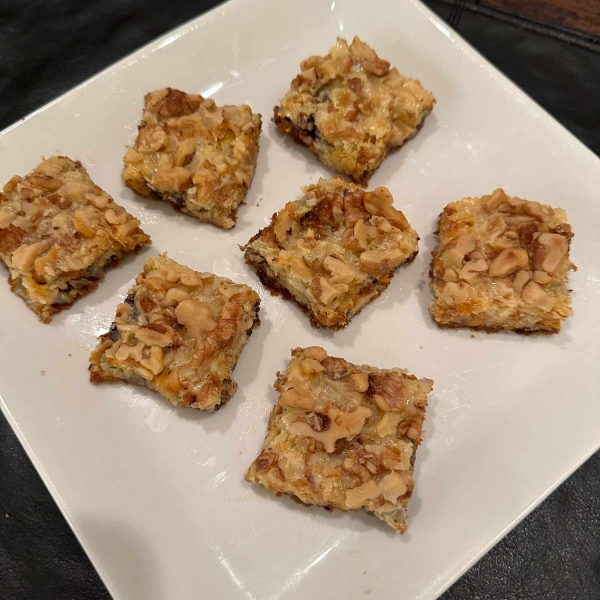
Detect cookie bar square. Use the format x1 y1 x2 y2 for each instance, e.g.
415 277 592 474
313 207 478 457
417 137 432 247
122 88 262 229
430 188 575 332
243 177 418 329
90 254 260 410
274 37 435 182
247 347 433 534
0 156 150 323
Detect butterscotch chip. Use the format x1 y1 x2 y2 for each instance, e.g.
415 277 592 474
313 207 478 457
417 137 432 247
0 156 150 323
246 347 433 534
122 88 262 229
90 254 260 410
430 189 575 333
274 37 435 182
243 177 419 329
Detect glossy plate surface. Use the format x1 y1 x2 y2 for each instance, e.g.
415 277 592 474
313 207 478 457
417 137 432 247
1 1 599 598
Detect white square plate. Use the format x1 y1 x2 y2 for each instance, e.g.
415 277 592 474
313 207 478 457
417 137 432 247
1 0 599 598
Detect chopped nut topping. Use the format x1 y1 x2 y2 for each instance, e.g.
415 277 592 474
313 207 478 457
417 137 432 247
135 323 175 347
431 189 574 333
90 254 260 410
243 177 418 329
288 405 371 452
122 88 262 229
247 347 433 534
345 480 381 509
274 37 435 182
376 412 401 437
280 388 316 411
378 472 409 503
488 247 528 277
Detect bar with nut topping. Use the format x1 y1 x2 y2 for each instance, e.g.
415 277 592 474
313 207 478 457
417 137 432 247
0 156 151 322
274 37 435 182
122 88 262 229
247 347 433 534
90 254 260 410
243 177 419 329
430 188 575 332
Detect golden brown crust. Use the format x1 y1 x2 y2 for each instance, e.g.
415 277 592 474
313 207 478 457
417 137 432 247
274 37 435 182
89 254 260 410
122 88 262 229
0 156 151 322
243 177 419 329
247 347 434 534
430 189 575 333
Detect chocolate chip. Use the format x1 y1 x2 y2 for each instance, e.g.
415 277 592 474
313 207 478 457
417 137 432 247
108 324 121 341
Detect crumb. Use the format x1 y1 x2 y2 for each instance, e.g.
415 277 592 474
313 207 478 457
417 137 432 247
363 570 367 575
68 353 72 357
470 334 475 338
364 590 372 596
40 370 45 376
5 513 9 518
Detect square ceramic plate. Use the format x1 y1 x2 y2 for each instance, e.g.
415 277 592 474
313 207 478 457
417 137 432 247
1 0 599 598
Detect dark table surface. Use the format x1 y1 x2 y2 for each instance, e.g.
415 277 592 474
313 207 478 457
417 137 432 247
1 1 599 599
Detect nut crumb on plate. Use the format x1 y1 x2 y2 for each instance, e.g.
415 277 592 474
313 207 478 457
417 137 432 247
430 189 575 333
0 156 150 322
246 347 433 534
243 176 419 329
122 88 262 229
274 37 435 182
90 254 260 410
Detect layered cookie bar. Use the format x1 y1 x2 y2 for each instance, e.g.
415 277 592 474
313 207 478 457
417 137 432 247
243 177 418 329
247 347 433 534
274 37 435 182
90 254 260 410
0 156 150 322
430 188 575 332
122 88 262 229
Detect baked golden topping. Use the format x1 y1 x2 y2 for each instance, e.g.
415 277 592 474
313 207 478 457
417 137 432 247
122 88 262 229
243 176 419 328
274 37 435 182
90 254 260 410
247 347 433 534
0 156 150 322
430 189 575 332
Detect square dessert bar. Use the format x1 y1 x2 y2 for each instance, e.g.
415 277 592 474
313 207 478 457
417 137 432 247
0 156 150 323
90 254 260 410
243 177 419 329
274 37 435 182
247 347 433 534
122 88 262 229
430 188 575 333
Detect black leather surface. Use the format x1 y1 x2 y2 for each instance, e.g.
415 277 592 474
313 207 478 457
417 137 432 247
0 1 599 599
